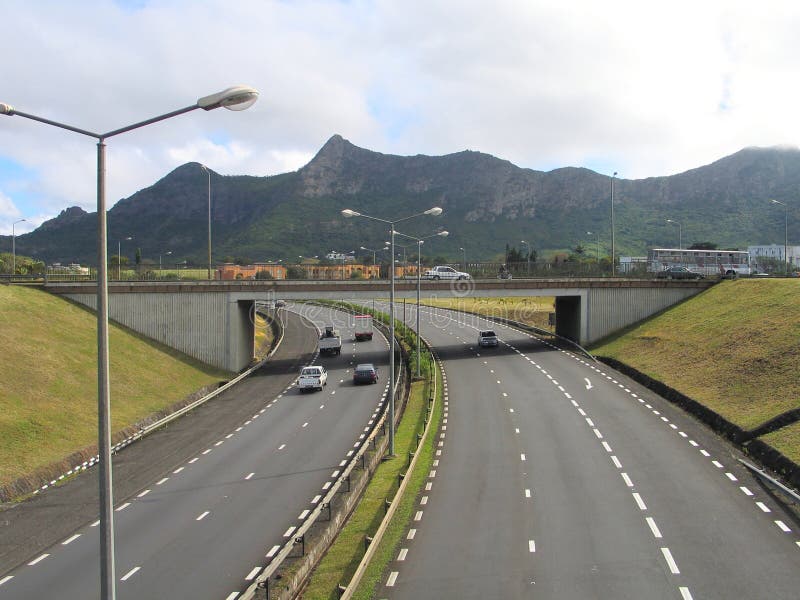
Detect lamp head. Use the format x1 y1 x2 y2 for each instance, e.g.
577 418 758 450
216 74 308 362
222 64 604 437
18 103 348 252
0 103 14 115
425 207 443 216
438 230 449 237
341 209 360 217
197 86 259 111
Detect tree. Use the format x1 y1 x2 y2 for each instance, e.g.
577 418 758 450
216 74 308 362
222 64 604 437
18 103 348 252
574 244 586 255
255 270 274 280
286 266 307 279
135 247 142 266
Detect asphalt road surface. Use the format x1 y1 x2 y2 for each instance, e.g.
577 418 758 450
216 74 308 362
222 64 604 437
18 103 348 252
372 301 800 600
0 304 389 599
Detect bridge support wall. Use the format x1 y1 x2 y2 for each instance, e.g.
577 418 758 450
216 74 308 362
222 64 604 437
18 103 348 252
63 292 254 372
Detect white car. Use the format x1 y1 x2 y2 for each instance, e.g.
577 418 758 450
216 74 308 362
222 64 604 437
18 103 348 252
423 265 471 280
298 365 327 392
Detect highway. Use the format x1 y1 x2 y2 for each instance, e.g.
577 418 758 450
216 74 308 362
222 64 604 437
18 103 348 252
0 304 389 599
372 301 800 599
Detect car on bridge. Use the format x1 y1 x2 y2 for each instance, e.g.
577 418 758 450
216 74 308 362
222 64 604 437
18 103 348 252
422 265 471 280
655 266 705 280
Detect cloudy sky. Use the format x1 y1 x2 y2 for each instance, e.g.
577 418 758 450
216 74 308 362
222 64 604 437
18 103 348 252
1 0 799 234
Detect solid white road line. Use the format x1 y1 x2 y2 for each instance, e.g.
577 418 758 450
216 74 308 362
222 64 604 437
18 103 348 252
120 566 140 581
661 547 680 574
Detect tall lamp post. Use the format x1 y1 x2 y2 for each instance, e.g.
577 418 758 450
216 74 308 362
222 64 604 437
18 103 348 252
117 236 132 280
342 206 442 455
159 250 172 272
200 164 212 280
520 240 530 276
666 219 682 249
12 218 25 277
587 231 600 263
770 199 789 275
1 85 259 600
459 246 466 272
611 171 618 275
395 229 448 377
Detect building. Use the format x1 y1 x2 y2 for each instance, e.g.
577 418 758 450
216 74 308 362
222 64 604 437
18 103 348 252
747 244 800 269
298 263 380 279
217 263 287 280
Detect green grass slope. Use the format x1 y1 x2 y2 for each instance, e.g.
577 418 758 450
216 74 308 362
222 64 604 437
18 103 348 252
0 285 231 488
591 280 800 436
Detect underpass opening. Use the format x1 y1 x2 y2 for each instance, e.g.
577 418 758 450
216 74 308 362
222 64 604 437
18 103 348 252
554 295 581 343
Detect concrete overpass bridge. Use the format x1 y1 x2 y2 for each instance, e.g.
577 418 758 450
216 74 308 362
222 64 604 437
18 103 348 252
43 278 714 372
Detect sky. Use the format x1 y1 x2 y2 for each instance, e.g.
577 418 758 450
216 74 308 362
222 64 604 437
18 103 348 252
2 0 800 235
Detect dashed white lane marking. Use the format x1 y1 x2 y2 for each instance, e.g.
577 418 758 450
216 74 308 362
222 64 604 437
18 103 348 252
62 533 81 545
661 547 680 574
387 571 399 587
225 593 240 600
740 486 754 496
700 450 710 457
226 433 234 439
278 444 286 450
725 472 738 481
621 473 634 487
398 548 408 561
414 511 423 521
520 454 526 461
712 460 724 469
679 587 694 600
611 456 622 469
173 467 184 474
632 493 647 511
756 502 771 513
284 526 297 537
311 494 322 504
0 576 13 586
91 520 100 527
407 529 416 540
525 489 531 498
302 422 309 428
266 545 281 558
776 520 792 532
245 567 261 581
156 477 169 485
299 509 310 520
202 449 212 455
137 489 151 498
196 511 210 521
646 517 663 539
120 566 141 581
528 540 536 552
28 553 49 566
189 457 199 464
602 442 613 453
245 473 255 480
322 481 332 490
116 503 131 512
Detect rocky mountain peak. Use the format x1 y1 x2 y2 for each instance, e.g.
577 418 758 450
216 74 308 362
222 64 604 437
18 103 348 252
38 206 89 231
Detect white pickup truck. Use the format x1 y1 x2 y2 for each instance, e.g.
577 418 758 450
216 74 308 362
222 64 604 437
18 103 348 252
318 326 342 355
298 365 327 392
422 265 471 280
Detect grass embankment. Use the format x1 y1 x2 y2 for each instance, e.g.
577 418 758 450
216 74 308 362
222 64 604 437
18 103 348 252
590 279 800 459
421 296 555 331
0 285 231 488
254 311 276 361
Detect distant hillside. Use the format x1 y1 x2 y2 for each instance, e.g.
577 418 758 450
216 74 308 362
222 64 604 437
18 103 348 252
6 136 800 265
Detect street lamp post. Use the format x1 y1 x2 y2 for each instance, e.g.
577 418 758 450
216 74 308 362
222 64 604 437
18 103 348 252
201 165 212 280
611 171 618 275
459 246 466 272
520 240 530 276
12 218 25 277
342 206 442 455
587 231 600 263
159 250 172 273
1 85 258 600
117 236 132 280
770 199 789 275
666 219 682 249
395 229 448 378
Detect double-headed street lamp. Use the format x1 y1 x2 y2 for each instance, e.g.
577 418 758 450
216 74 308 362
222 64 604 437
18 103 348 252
587 231 600 264
200 165 212 280
159 250 172 272
1 84 258 600
520 239 530 275
12 218 25 277
342 206 442 455
666 219 682 249
117 236 132 280
394 229 448 377
770 199 789 275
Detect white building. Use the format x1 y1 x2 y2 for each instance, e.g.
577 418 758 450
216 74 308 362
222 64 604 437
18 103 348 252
747 244 800 269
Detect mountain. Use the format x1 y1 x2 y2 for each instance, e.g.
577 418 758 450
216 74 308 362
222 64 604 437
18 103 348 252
7 136 800 265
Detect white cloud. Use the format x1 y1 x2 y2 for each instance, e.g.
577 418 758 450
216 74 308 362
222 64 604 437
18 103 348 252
1 0 800 225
